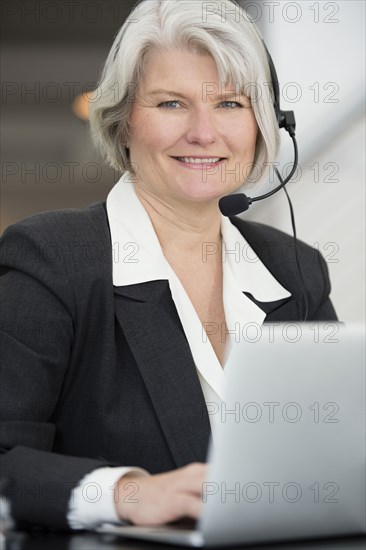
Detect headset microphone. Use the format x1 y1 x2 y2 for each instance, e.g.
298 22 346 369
218 130 298 216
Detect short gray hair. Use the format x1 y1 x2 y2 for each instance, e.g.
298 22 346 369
89 0 281 185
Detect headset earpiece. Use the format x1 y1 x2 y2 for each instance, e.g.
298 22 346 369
263 42 296 136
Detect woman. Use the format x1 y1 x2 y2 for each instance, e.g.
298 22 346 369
0 0 337 532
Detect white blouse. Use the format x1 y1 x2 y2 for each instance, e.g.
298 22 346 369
67 171 291 529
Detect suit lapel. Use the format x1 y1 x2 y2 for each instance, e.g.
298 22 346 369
228 216 303 321
243 292 300 321
114 280 211 468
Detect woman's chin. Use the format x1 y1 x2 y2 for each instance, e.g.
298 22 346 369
175 181 231 205
179 191 225 207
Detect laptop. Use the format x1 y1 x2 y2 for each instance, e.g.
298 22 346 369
96 323 366 547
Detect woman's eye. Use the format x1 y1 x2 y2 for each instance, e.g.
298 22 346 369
158 100 181 108
157 100 243 109
220 101 243 108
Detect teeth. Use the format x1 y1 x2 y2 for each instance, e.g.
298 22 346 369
175 157 222 164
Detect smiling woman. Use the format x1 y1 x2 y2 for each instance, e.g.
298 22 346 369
89 1 280 183
125 48 258 207
0 0 337 534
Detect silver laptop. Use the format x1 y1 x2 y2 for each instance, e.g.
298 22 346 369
96 323 366 547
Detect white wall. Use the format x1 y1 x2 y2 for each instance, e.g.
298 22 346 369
242 0 365 321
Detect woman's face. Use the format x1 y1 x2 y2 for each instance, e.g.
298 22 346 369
127 48 258 206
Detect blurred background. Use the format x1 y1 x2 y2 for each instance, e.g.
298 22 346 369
1 0 365 321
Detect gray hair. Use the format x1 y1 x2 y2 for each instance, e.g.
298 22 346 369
89 0 280 185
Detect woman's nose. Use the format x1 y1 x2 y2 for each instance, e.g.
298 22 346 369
185 107 217 145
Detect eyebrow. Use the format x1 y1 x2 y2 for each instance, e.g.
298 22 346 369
147 89 243 99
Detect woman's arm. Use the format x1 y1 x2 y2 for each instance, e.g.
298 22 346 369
1 216 207 530
1 219 120 529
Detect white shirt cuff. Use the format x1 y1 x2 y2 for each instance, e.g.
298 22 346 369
67 466 150 530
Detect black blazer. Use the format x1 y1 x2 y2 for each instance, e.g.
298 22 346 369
0 201 337 530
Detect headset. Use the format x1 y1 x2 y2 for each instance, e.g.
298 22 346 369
218 45 308 320
219 38 308 321
118 0 308 320
219 43 298 214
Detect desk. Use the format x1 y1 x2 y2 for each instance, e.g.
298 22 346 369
4 531 366 550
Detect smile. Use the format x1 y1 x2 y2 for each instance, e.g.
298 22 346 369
173 157 225 164
172 156 226 169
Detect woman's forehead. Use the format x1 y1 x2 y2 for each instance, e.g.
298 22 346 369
139 47 235 86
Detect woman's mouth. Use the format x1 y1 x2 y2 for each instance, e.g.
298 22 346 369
172 156 226 169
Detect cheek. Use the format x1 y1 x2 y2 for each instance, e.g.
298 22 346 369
130 111 179 152
129 108 154 147
234 114 258 155
247 110 259 140
221 109 258 141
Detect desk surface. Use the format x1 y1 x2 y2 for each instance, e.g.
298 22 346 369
4 531 366 550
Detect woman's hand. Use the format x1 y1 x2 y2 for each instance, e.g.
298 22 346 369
114 462 207 526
